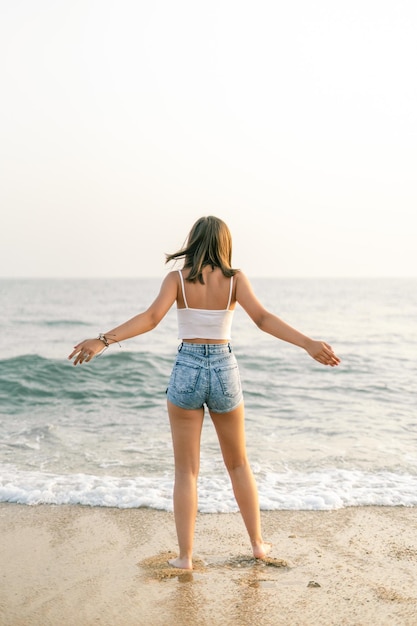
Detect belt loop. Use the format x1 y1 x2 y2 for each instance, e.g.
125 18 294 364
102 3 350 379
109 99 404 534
204 344 208 356
228 343 232 353
178 342 183 351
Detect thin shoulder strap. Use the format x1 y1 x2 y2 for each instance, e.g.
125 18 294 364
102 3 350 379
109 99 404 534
178 270 188 308
226 276 234 310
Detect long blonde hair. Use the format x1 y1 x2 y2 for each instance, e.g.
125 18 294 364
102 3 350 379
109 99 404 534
165 216 238 283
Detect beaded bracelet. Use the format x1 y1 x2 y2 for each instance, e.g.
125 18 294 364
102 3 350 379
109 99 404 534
97 333 110 347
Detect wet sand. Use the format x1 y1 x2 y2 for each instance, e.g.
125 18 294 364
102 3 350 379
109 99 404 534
1 504 417 625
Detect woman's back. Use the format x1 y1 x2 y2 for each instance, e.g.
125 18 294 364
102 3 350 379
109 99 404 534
176 267 236 341
176 266 236 311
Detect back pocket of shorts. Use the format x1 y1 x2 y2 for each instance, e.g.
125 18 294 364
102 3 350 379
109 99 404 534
213 365 241 397
172 363 201 393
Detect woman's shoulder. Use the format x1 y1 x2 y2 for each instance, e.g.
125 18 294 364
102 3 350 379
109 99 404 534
161 270 181 288
234 270 257 297
233 269 249 282
232 270 252 297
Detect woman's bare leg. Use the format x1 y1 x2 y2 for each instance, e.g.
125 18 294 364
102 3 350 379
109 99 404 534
167 399 205 569
210 403 271 558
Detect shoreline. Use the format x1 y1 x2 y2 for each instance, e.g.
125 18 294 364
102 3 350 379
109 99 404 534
1 504 417 625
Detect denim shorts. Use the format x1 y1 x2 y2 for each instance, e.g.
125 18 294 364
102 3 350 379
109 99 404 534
166 343 243 413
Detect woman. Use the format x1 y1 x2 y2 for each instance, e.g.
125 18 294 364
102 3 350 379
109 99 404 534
68 216 340 570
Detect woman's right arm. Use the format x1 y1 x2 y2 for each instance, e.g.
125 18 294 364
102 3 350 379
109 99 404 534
235 272 340 367
68 271 179 365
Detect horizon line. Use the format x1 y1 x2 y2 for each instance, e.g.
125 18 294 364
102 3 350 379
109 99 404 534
1 275 416 280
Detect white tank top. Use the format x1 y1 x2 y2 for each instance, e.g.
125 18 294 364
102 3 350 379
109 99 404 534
176 270 235 340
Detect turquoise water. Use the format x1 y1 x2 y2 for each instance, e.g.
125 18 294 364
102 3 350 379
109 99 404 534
1 277 416 511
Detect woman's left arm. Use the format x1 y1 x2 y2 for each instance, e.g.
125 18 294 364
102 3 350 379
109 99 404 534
235 271 340 367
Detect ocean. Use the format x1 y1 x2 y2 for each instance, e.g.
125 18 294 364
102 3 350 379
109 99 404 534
1 277 416 512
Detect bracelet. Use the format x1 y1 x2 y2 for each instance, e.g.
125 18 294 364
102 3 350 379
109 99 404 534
97 333 110 347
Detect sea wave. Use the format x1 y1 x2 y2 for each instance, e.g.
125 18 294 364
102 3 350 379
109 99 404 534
1 465 416 512
15 319 91 327
0 353 173 411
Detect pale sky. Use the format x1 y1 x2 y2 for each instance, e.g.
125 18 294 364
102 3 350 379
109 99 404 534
1 0 416 278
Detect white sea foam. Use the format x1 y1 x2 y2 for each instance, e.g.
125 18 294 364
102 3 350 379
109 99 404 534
1 466 417 512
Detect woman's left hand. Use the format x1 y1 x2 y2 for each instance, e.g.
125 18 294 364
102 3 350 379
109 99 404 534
68 339 105 366
306 340 340 367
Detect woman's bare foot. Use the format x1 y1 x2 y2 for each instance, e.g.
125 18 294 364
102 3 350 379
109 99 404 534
168 556 193 570
252 542 272 559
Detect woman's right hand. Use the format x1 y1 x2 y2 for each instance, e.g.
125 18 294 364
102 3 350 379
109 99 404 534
68 339 106 366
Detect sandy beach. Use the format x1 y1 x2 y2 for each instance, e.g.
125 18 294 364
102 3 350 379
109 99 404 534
1 504 417 626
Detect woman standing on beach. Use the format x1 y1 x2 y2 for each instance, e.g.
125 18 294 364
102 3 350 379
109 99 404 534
68 216 340 570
